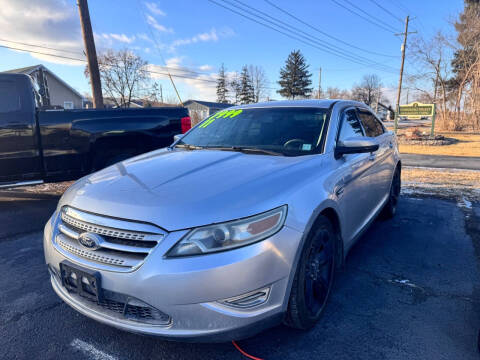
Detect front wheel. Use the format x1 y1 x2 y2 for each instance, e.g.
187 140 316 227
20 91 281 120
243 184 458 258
381 167 401 219
285 216 337 330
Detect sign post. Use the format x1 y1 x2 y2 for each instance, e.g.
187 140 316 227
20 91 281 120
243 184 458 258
430 104 437 137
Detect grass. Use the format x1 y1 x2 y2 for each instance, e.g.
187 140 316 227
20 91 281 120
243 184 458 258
399 132 480 157
402 167 480 202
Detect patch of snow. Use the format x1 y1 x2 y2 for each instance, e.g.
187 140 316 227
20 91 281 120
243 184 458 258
389 278 422 289
458 197 473 209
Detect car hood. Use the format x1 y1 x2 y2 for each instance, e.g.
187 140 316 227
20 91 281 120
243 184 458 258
59 148 322 231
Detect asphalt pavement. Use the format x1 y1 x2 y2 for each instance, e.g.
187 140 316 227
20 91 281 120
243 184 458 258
401 153 480 171
1 189 479 359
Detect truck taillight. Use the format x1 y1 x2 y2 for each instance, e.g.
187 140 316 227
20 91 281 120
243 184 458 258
181 116 191 133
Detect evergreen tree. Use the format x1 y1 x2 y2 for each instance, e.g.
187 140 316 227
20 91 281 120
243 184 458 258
277 50 313 99
239 65 255 104
216 63 229 103
229 73 241 105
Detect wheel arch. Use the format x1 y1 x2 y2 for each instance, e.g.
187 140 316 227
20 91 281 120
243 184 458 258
318 207 344 268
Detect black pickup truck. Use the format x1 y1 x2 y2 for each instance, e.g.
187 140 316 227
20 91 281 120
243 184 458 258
0 73 191 187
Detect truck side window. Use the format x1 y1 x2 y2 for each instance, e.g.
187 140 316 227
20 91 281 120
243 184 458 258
338 109 364 142
357 109 384 137
0 80 21 113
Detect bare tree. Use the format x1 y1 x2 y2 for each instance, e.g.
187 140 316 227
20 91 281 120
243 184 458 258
351 74 382 106
449 0 480 130
85 49 149 108
325 87 350 99
408 32 452 127
248 65 269 102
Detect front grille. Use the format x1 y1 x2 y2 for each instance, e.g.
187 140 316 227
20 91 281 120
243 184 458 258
53 206 165 271
49 267 171 326
89 290 171 325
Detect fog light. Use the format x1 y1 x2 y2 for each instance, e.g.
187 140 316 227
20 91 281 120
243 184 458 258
221 287 270 309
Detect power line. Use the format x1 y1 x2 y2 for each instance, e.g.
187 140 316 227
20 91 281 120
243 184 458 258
209 0 399 74
135 0 183 104
226 0 399 72
367 0 404 24
0 44 219 85
0 44 85 62
384 0 426 34
0 38 84 55
0 38 223 78
342 0 401 32
263 0 399 59
330 0 399 34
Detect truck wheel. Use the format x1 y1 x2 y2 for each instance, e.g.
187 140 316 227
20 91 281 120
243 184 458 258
285 216 336 330
380 167 401 219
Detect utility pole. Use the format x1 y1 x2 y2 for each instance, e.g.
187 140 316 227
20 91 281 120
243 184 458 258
77 0 103 108
318 67 322 99
393 16 416 133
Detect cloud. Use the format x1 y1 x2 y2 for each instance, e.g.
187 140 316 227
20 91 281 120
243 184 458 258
137 33 153 43
146 58 218 101
108 33 136 44
145 2 166 16
0 0 84 65
102 33 136 44
169 27 234 51
146 15 173 33
199 64 213 71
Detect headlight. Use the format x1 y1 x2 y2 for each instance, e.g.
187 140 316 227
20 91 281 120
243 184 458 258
167 205 287 257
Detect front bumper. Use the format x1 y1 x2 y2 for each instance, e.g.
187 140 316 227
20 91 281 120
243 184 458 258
44 212 303 342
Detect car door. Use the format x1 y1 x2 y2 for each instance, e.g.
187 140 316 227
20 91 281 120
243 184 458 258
356 108 393 209
334 107 379 246
0 76 43 183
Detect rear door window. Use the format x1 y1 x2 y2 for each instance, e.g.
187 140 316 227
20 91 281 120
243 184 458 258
338 109 364 142
357 109 384 137
0 80 21 113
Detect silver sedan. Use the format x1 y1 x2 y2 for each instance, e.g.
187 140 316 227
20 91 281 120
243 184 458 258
44 99 401 341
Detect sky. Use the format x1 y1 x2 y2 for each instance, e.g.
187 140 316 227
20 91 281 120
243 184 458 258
0 0 464 104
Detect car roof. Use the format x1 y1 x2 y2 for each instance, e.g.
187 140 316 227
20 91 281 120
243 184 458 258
227 99 368 110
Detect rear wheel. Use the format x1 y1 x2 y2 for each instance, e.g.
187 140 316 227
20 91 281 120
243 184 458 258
285 216 336 330
381 167 401 219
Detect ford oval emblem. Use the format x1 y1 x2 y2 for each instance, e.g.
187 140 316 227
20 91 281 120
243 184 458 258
78 232 102 250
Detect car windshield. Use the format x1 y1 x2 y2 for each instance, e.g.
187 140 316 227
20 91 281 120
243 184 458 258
176 107 330 156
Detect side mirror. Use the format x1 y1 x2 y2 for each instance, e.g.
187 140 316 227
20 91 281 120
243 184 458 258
173 134 182 142
335 137 379 159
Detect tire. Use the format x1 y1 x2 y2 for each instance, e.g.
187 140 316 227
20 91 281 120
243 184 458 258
380 167 401 219
284 216 337 330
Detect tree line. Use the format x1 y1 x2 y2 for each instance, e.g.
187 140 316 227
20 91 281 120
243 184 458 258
86 0 479 131
216 49 387 109
406 0 479 131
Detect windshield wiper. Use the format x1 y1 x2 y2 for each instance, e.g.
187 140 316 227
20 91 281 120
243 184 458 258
204 146 285 156
175 143 205 150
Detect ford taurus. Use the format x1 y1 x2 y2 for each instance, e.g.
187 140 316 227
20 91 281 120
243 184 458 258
44 99 401 341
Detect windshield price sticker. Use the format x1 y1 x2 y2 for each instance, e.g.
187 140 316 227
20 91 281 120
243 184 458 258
199 109 243 128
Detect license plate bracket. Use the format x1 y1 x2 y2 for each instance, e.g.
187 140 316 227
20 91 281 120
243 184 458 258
60 261 103 302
